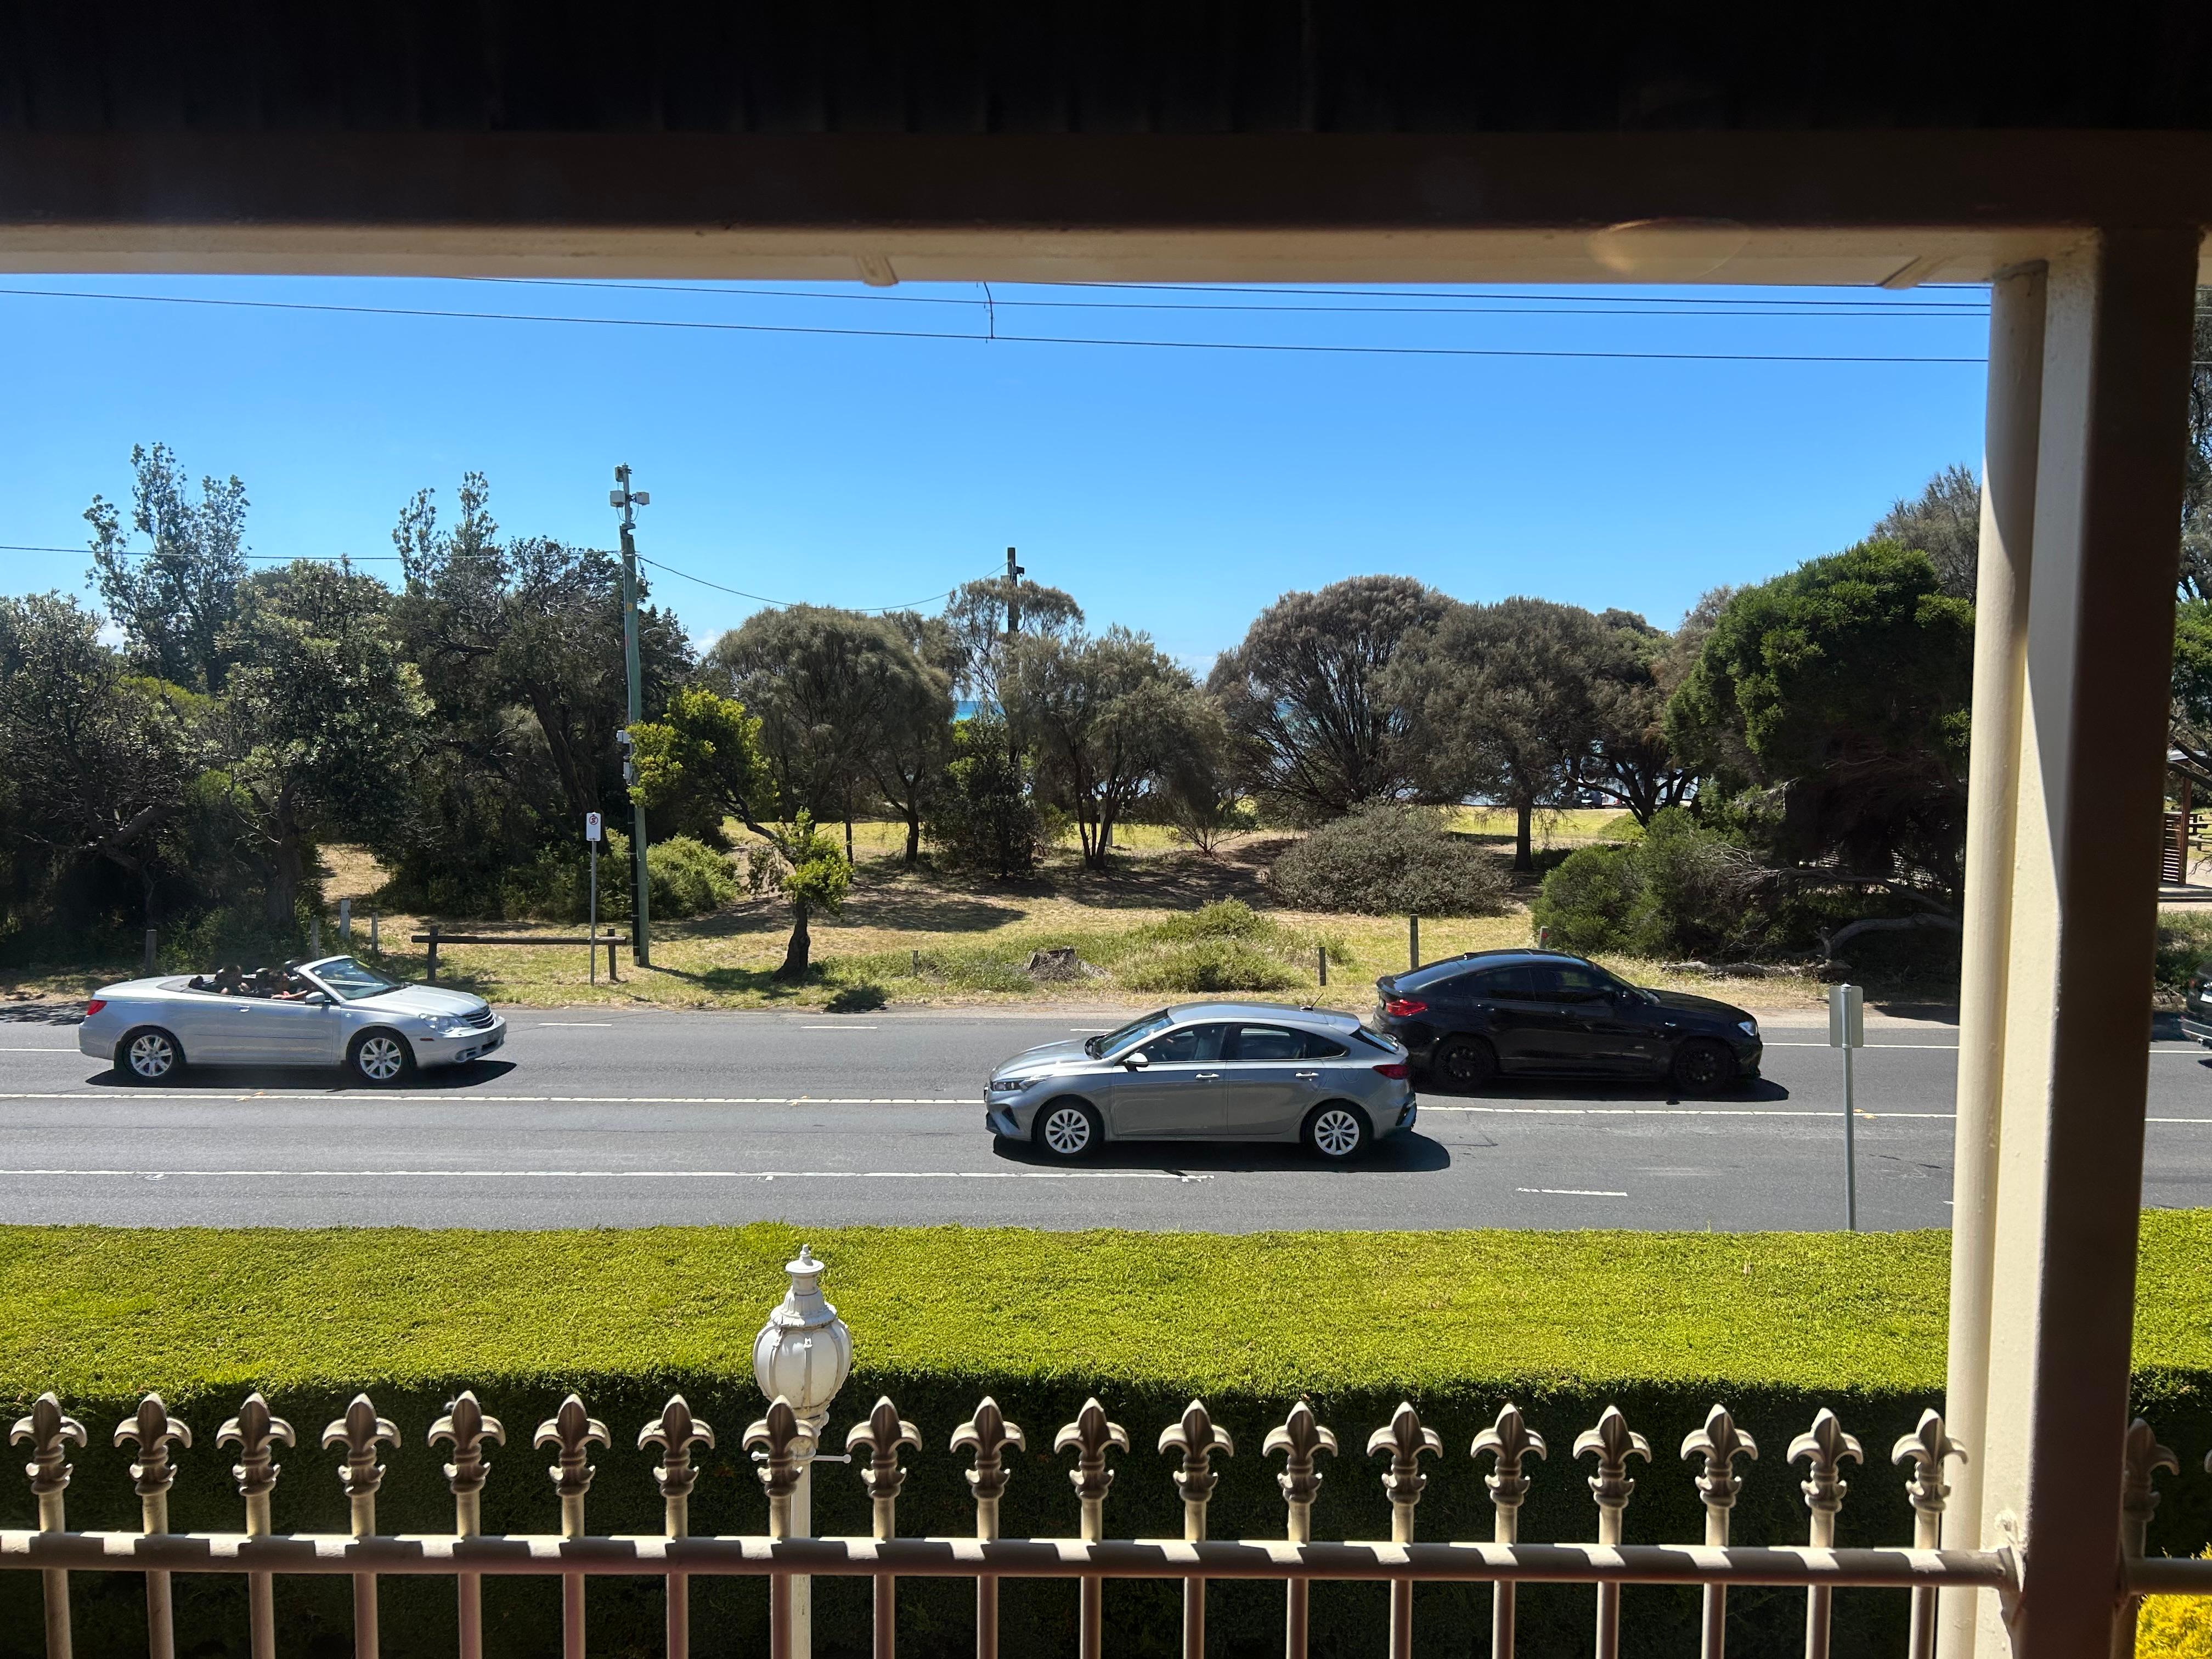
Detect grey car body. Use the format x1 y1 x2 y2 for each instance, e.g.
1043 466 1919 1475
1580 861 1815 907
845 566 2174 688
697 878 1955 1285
985 1001 1415 1159
80 955 506 1084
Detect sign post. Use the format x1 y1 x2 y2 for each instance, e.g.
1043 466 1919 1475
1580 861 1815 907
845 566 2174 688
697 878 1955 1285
1827 982 1865 1231
585 812 603 984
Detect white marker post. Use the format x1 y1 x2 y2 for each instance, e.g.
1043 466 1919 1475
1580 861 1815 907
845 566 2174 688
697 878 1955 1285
1828 981 1865 1231
584 812 603 984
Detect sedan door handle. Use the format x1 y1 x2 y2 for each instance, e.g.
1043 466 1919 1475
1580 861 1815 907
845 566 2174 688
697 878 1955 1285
1294 1070 1321 1079
1193 1071 1221 1080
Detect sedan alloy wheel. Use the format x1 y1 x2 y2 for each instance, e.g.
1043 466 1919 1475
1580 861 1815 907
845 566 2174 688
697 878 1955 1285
1036 1101 1099 1159
1305 1104 1368 1160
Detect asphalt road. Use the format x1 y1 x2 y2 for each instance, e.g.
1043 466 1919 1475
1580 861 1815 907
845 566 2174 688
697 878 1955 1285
3 1006 2210 1232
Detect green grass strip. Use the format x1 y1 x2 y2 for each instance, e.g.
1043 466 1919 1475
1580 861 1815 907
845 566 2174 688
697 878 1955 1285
7 1211 2210 1404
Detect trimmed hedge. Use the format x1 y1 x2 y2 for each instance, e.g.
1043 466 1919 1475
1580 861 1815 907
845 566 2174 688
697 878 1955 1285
4 1220 2210 1657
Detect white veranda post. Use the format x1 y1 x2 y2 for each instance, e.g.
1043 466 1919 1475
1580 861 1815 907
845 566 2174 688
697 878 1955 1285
1940 229 2203 1659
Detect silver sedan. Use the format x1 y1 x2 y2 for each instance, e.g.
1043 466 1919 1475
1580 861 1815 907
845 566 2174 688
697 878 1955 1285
79 956 506 1085
984 1002 1416 1161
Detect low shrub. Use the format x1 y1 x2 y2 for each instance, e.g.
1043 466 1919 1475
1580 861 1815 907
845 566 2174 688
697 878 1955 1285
2139 1553 2212 1658
6 1218 2212 1659
647 834 740 918
2159 912 2212 995
1270 802 1513 916
1119 936 1303 992
1531 809 1771 958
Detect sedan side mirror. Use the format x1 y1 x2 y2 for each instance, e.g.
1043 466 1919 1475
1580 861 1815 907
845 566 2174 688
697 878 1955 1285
1123 1051 1150 1070
305 991 332 1007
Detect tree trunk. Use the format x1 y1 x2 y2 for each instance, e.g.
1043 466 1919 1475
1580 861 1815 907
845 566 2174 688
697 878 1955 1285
264 788 304 929
904 808 921 865
776 900 812 980
1515 800 1534 873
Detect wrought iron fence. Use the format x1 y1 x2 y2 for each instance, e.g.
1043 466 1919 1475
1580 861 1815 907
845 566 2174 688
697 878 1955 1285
3 1381 2110 1659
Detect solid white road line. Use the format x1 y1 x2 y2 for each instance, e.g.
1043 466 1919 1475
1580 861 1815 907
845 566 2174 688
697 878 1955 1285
0 1092 985 1104
0 1166 1214 1182
1517 1187 1628 1197
802 1025 878 1030
531 1022 613 1028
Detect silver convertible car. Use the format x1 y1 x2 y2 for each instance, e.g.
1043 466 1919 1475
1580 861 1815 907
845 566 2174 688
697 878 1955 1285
80 956 506 1085
985 1002 1416 1161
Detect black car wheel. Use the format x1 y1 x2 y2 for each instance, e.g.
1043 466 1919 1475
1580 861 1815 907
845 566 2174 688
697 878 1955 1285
1671 1037 1738 1092
1034 1099 1102 1160
1434 1036 1499 1091
116 1027 184 1083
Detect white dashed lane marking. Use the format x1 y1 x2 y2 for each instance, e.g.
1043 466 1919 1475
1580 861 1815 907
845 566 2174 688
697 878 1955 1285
1517 1187 1628 1197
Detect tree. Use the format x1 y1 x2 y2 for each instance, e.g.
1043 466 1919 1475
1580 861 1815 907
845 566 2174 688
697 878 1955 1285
0 593 207 923
1006 627 1219 869
1665 539 1973 898
1582 608 1696 826
387 475 695 912
85 442 250 692
627 686 854 978
926 714 1042 878
1873 464 1981 600
1387 597 1612 872
2182 295 2212 602
943 575 1083 707
1207 574 1448 821
216 562 431 927
702 606 946 864
872 612 960 864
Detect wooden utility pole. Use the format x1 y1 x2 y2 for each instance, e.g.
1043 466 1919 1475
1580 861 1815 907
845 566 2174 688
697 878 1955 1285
612 465 652 968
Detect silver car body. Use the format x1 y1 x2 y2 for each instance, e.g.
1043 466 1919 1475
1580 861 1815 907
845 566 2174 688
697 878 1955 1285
984 1002 1415 1144
78 956 506 1075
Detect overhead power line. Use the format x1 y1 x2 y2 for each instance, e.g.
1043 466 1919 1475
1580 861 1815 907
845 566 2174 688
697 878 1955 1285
637 554 993 614
0 286 1989 365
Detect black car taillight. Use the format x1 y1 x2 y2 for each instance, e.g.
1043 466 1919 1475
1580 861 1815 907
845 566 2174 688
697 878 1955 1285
1383 996 1427 1018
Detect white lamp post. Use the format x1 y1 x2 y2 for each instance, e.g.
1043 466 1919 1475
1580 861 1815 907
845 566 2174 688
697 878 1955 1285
753 1244 852 1656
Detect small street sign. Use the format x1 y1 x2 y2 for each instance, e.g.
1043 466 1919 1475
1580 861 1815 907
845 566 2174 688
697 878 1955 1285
585 812 603 842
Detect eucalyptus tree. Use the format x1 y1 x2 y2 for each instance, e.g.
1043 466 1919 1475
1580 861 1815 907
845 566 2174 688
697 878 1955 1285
943 574 1084 707
1006 626 1218 869
1206 574 1449 821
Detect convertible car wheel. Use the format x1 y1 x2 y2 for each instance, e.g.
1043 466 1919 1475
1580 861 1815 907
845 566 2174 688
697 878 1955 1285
349 1031 415 1086
117 1028 182 1083
1304 1102 1370 1161
1034 1100 1100 1160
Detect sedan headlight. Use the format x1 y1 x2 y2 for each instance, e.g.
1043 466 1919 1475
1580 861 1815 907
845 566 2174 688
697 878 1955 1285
989 1076 1040 1093
1737 1019 1758 1037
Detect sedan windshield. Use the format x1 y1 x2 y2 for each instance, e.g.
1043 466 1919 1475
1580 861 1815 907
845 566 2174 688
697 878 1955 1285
1087 1008 1172 1058
308 957 404 1001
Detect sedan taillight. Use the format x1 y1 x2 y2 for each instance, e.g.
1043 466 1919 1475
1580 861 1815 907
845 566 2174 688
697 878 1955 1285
83 999 106 1017
1373 1062 1410 1080
1383 997 1427 1018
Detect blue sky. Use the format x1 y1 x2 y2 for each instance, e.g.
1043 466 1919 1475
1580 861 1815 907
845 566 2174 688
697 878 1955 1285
0 276 1989 667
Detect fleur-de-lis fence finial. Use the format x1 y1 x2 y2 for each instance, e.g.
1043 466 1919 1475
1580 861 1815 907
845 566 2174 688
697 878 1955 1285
218 1392 297 1527
847 1396 921 1519
118 1395 193 1659
117 1395 193 1505
1474 1406 1547 1659
534 1393 611 1531
13 1392 87 1510
1891 1409 1963 1547
1789 1409 1864 1538
1054 1398 1130 1533
1473 1404 1548 1530
430 1391 506 1531
641 1396 716 1510
1267 1397 1339 1537
744 1395 817 1538
323 1395 399 1507
1267 1399 1339 1655
1789 1409 1863 1659
1368 1402 1443 1539
955 1398 1025 1659
1681 1404 1759 1533
952 1397 1025 1535
1575 1405 1650 1659
847 1396 923 1658
1160 1400 1236 1530
2120 1418 2179 1547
